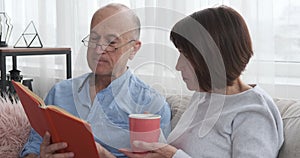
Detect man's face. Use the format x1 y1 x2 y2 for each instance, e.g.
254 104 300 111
87 9 138 77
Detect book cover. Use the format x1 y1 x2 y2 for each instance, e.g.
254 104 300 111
12 81 100 158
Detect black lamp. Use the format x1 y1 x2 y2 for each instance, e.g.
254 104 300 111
0 12 13 47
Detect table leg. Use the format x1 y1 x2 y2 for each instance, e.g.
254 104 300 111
0 55 6 91
66 52 72 79
12 56 17 70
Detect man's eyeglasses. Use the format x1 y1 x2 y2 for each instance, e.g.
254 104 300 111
81 35 135 52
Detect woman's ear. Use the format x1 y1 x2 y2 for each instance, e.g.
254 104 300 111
129 40 141 60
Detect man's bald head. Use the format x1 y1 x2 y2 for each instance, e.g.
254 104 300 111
91 3 141 40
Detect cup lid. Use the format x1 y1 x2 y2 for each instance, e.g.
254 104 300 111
129 114 161 119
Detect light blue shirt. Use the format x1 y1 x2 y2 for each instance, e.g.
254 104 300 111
20 69 171 158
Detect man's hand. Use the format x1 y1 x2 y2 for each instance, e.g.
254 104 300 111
119 141 177 158
39 131 74 158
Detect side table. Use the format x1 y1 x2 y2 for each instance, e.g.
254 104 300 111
0 47 71 91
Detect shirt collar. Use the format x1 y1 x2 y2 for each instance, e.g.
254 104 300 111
108 69 132 89
77 69 133 93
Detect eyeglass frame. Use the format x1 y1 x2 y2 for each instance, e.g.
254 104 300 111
81 35 136 52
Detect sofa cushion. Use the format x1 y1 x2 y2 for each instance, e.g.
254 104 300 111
0 97 30 158
166 95 191 129
275 98 300 158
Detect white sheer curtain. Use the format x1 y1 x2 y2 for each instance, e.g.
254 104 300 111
2 0 98 97
1 0 300 99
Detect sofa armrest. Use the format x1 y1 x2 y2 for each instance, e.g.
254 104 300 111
274 98 300 158
166 95 191 129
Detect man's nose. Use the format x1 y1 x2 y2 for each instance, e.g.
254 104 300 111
95 45 105 54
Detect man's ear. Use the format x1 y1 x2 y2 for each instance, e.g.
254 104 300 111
129 40 141 60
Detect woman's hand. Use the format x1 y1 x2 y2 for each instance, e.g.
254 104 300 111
119 141 177 158
39 131 74 158
95 142 116 158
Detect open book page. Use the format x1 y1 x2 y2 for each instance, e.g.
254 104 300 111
13 81 82 123
47 105 86 123
12 81 46 107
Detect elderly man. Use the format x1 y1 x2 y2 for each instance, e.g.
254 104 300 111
21 3 171 158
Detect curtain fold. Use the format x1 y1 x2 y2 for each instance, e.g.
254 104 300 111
1 0 299 99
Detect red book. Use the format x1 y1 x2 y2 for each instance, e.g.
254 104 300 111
12 81 100 158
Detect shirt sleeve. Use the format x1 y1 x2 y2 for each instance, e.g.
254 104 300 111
172 149 192 158
19 128 42 157
232 106 283 158
129 77 172 138
44 86 56 105
156 101 171 138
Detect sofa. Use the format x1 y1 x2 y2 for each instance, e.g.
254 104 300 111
1 95 300 158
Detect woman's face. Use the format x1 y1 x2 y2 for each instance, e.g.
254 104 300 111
175 51 200 91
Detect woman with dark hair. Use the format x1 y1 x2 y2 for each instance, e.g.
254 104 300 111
120 5 283 158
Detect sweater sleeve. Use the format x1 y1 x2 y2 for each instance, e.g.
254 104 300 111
232 106 283 158
172 149 192 158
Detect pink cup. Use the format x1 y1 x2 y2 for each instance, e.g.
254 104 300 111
129 114 161 153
